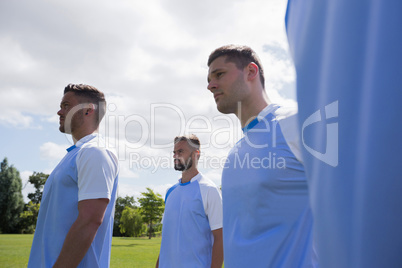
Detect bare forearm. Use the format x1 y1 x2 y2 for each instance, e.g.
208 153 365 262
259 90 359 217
53 219 100 267
211 238 223 268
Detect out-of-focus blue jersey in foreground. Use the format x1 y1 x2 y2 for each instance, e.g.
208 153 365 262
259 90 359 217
286 1 402 267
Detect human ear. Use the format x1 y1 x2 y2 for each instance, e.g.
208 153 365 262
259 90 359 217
193 150 200 160
85 103 96 115
246 62 259 81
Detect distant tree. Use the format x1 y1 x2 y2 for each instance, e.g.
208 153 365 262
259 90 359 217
119 207 143 237
0 158 25 233
113 196 137 236
138 188 164 239
19 201 40 234
18 172 49 233
27 172 49 203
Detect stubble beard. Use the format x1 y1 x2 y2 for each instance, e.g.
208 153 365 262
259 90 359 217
59 111 85 134
216 74 247 115
174 156 193 171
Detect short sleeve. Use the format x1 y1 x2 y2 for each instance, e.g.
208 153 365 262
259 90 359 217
76 146 119 201
204 186 223 231
277 108 304 164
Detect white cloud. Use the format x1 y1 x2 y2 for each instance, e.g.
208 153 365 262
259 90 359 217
42 114 59 124
119 163 139 179
117 183 143 200
117 182 173 200
0 0 294 127
202 169 223 188
150 184 175 197
39 142 69 162
1 0 296 196
0 37 37 73
0 110 34 128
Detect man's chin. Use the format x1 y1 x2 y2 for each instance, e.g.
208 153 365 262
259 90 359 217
216 101 235 114
217 105 232 114
59 125 72 134
174 165 184 171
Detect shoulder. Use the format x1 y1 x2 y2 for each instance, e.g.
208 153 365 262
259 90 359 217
259 104 299 134
272 105 304 162
78 139 118 163
167 182 180 192
164 183 180 202
272 105 299 122
270 105 300 136
197 174 222 199
197 174 219 189
75 141 119 177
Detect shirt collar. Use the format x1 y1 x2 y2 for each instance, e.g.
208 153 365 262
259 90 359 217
242 104 279 133
179 172 202 185
66 133 99 152
75 133 99 147
256 103 279 121
66 144 76 152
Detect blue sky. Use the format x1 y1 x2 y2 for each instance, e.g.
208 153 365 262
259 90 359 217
0 0 296 202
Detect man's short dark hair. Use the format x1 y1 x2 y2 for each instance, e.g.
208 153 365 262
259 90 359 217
64 83 106 124
174 134 201 151
207 45 265 88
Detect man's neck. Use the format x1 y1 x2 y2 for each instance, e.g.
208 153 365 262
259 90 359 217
236 92 270 128
72 129 98 144
181 168 199 184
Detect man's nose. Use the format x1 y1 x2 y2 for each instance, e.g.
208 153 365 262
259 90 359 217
207 80 217 92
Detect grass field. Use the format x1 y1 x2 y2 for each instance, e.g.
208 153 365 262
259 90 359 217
0 234 161 268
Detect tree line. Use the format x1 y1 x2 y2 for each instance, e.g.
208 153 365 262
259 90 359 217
0 157 165 239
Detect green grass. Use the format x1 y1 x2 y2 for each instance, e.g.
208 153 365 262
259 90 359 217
0 234 33 267
0 234 161 268
111 236 160 267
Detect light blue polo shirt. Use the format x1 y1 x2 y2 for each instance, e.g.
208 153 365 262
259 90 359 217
159 173 223 268
222 104 316 267
28 133 119 268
